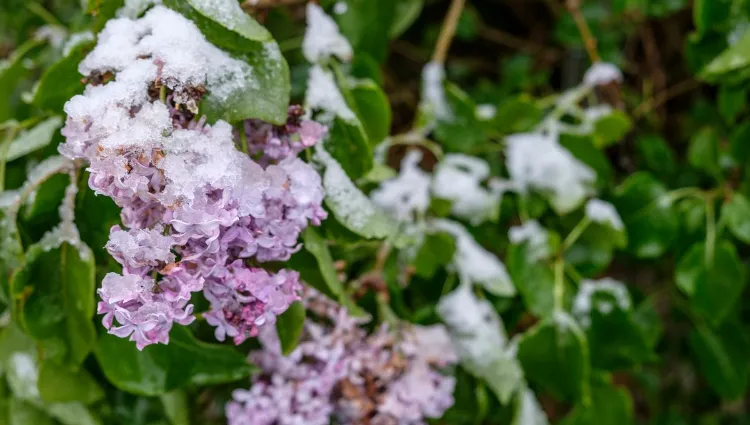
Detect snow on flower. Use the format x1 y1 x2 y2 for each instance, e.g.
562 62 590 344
59 5 327 349
572 277 631 327
505 132 596 214
227 290 457 425
302 3 353 63
585 198 624 231
508 220 550 261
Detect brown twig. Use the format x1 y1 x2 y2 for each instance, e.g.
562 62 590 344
634 79 703 119
566 0 600 63
478 24 562 62
432 0 467 64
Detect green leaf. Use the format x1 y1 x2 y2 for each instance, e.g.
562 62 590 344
693 0 732 35
6 117 63 162
9 398 55 425
701 30 750 82
0 40 43 122
200 44 291 124
593 110 632 148
691 240 744 325
433 83 486 153
506 243 555 318
389 0 423 38
161 391 190 425
87 0 125 31
559 133 612 188
296 227 365 316
635 135 676 177
325 116 373 179
560 374 634 425
491 96 544 135
718 84 746 123
613 172 678 258
37 362 104 404
412 232 456 279
688 127 721 178
690 320 750 399
517 313 590 402
32 41 93 113
586 305 655 370
276 301 306 355
349 79 391 145
332 0 396 62
11 241 96 367
722 194 750 243
0 209 23 303
163 0 271 52
95 326 253 396
730 121 750 164
675 242 704 296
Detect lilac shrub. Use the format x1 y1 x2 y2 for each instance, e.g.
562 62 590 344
226 290 458 425
59 6 327 350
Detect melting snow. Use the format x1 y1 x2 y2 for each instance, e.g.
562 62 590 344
305 65 356 121
583 62 623 87
370 150 431 221
585 199 624 231
508 220 549 261
303 3 352 63
572 277 631 327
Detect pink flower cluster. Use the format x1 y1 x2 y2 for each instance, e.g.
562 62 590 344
59 6 328 349
226 292 458 425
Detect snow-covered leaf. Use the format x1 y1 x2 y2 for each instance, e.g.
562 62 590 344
6 117 62 162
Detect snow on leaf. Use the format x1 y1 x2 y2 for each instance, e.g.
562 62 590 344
305 65 356 122
508 220 550 261
370 150 431 221
585 198 624 231
421 61 452 123
583 62 623 87
512 389 550 425
572 278 632 328
303 3 353 63
431 219 515 296
6 116 63 162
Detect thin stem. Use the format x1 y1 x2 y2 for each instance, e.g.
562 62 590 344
561 217 591 252
566 0 600 63
159 85 167 103
554 256 565 312
705 195 716 266
0 125 20 192
239 124 249 154
431 0 467 64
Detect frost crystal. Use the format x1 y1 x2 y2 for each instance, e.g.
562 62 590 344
572 278 631 327
431 219 514 296
432 154 505 225
371 150 431 221
585 199 624 231
59 6 327 349
227 291 457 425
583 62 623 87
508 220 549 261
303 3 353 63
506 132 596 214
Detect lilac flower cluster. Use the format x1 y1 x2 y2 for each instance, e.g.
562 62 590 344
226 292 458 425
59 6 328 350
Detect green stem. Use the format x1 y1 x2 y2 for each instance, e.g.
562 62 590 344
0 125 20 192
554 256 565 312
159 85 167 103
561 217 591 252
705 195 716 266
239 124 249 155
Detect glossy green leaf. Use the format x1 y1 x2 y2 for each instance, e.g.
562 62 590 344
332 0 396 62
517 313 590 402
6 117 62 162
593 110 632 148
613 172 678 258
389 0 423 38
560 374 634 425
37 361 104 404
276 301 306 356
722 194 750 243
691 240 744 325
95 326 253 396
718 84 746 122
412 232 456 279
635 135 676 177
701 30 750 81
688 127 721 178
9 398 55 425
690 320 750 399
11 240 96 367
161 390 190 425
433 83 486 153
586 305 655 370
0 40 43 122
32 41 93 113
675 242 704 296
349 79 391 145
693 0 732 35
506 243 555 318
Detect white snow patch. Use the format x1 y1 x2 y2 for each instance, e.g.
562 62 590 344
431 219 514 296
370 150 431 221
35 25 67 49
422 61 453 122
333 1 349 14
305 65 356 121
62 31 95 56
476 104 497 120
303 3 353 63
573 277 631 327
508 220 549 261
585 199 624 231
506 132 596 214
583 62 623 87
432 154 505 225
